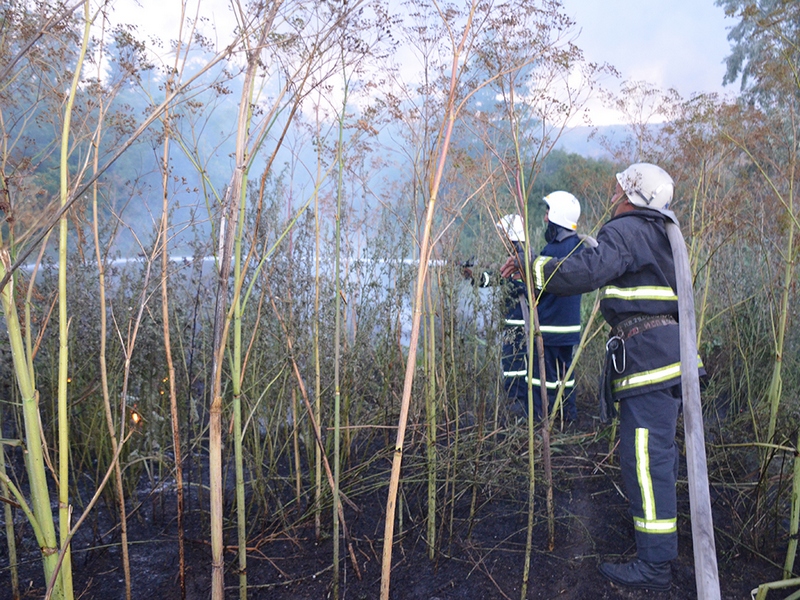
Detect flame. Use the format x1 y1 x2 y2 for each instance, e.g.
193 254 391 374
131 411 142 425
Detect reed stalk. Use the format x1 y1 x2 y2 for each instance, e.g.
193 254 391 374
467 340 485 538
232 209 248 600
532 307 555 551
0 403 19 600
784 427 800 578
380 7 478 597
313 102 324 540
446 280 460 548
287 189 302 513
509 129 551 599
209 17 271 598
277 322 361 579
782 176 800 576
157 6 199 595
765 200 794 446
331 49 349 599
43 428 134 600
91 89 132 600
159 87 186 600
55 3 91 595
0 250 61 598
425 279 437 560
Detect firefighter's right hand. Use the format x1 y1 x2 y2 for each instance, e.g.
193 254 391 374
500 256 520 279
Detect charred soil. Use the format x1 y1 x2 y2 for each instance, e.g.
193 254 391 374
0 409 785 600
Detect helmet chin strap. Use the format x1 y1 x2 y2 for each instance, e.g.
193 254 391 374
641 182 669 206
651 182 668 199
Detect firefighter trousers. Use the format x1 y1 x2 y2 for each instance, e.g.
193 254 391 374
617 384 681 563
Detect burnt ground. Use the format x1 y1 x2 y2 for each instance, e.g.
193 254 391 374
0 407 787 600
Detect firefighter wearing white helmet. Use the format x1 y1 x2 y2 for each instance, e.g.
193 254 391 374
503 162 704 591
616 162 674 211
543 191 581 230
496 213 526 242
469 204 587 423
487 213 532 419
534 192 586 422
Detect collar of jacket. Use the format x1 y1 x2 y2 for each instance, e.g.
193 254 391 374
609 206 679 226
546 222 577 243
554 227 577 242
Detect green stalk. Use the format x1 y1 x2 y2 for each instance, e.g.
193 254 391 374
425 280 437 560
0 404 19 600
784 427 800 578
313 103 323 540
288 202 302 511
721 129 797 456
332 49 349 600
509 120 551 598
55 3 91 596
468 340 484 538
0 251 61 597
766 188 794 445
753 578 800 600
232 278 247 600
447 282 459 549
209 17 271 599
231 66 258 600
781 179 798 578
43 428 134 600
0 467 43 546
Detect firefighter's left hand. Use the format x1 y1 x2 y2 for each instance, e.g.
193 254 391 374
500 255 520 279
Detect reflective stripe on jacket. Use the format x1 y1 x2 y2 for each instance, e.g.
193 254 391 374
536 231 584 346
532 209 693 399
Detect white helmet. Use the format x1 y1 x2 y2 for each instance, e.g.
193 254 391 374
496 214 525 242
543 191 581 231
616 163 674 210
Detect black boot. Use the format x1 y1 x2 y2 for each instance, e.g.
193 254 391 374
598 558 671 591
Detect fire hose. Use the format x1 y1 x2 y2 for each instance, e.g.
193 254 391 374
665 220 721 599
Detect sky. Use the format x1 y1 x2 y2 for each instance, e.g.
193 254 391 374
115 0 739 128
559 0 737 125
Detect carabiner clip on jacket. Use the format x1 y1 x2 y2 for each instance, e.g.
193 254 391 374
606 335 626 374
599 335 625 423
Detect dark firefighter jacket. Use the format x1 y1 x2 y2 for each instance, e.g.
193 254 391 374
475 234 584 342
537 228 583 346
531 208 695 400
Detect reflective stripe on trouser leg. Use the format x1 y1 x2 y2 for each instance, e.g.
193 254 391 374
502 325 527 405
531 344 577 421
618 386 681 563
634 429 675 533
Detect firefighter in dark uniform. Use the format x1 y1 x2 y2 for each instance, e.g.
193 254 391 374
469 198 586 422
474 213 530 417
501 163 692 591
535 191 585 422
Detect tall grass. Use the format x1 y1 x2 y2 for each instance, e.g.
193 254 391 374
4 2 800 598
